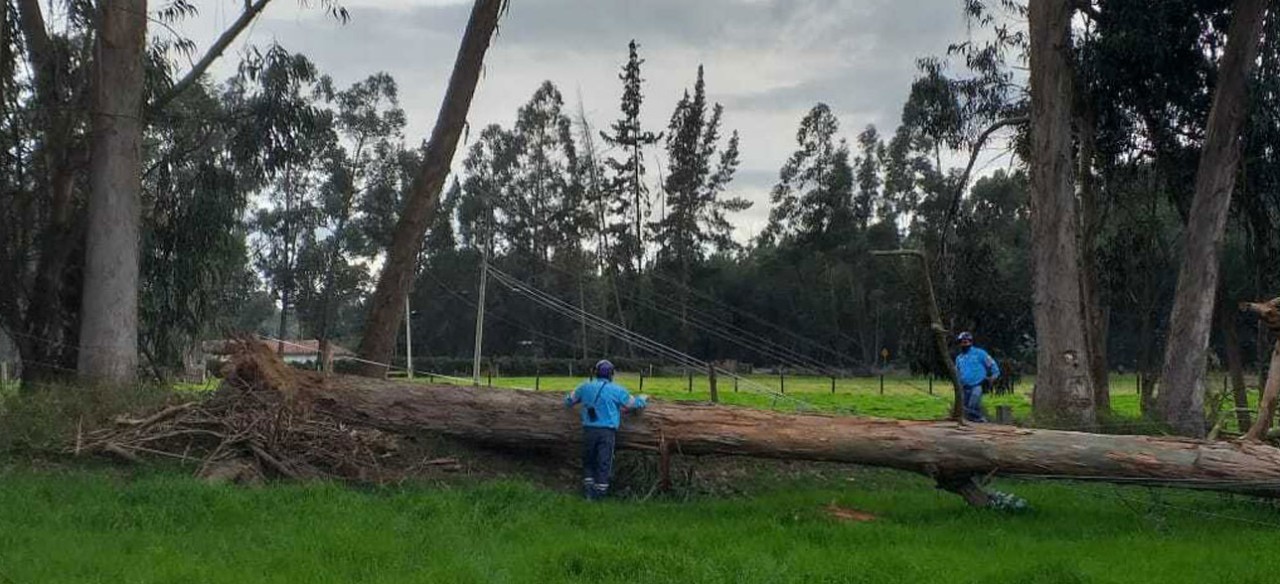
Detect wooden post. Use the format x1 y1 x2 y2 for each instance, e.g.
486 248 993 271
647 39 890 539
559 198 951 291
879 373 885 395
830 376 836 394
535 373 540 391
639 374 645 393
929 374 933 395
657 435 672 493
779 371 785 394
708 365 718 403
687 371 693 393
734 376 738 393
321 341 334 377
996 405 1014 425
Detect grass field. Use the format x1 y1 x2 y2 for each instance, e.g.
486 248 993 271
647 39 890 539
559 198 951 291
0 465 1276 583
0 371 1271 582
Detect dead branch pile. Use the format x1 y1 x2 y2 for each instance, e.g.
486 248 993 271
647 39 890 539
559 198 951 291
73 341 443 483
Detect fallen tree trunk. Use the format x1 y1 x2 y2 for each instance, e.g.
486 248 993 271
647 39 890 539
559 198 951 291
306 368 1280 500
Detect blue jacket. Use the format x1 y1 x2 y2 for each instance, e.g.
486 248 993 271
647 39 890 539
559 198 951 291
955 347 1000 388
564 377 647 429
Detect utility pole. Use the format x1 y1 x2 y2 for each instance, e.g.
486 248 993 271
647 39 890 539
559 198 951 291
404 293 413 380
472 241 490 386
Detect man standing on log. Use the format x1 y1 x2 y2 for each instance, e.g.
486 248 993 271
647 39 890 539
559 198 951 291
955 332 1000 422
564 360 648 500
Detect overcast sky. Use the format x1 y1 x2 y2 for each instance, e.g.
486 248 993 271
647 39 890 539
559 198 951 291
179 0 997 241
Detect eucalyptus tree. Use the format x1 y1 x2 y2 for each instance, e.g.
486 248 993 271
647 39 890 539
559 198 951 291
235 49 337 350
516 82 583 262
295 73 407 355
356 0 506 377
1026 0 1097 428
1157 0 1270 436
759 104 855 250
652 66 747 350
2 0 341 385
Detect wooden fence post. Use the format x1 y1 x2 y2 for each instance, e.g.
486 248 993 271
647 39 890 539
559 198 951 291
708 365 718 403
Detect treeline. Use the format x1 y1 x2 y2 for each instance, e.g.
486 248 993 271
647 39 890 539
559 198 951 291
3 1 1279 431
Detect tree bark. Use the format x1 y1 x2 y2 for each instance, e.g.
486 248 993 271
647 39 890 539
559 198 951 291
77 0 147 383
1077 107 1110 415
14 0 83 386
1028 0 1096 428
1219 298 1253 431
355 0 503 377
1242 298 1280 442
295 368 1280 502
1157 0 1269 437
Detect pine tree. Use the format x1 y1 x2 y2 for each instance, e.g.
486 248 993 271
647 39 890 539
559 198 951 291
599 40 662 274
655 65 749 268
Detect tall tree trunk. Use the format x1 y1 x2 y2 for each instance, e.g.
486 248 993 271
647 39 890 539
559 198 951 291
77 0 147 383
14 0 82 386
355 0 504 377
1077 107 1110 415
1156 0 1269 437
1219 298 1253 431
1028 0 1096 428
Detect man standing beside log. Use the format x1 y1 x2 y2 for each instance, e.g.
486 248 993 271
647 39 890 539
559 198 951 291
564 360 648 500
955 332 1001 422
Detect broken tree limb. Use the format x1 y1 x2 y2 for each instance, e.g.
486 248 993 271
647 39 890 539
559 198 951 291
1242 298 1280 442
871 249 965 423
297 368 1280 500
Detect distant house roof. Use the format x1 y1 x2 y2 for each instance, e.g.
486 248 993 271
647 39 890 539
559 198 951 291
203 338 355 357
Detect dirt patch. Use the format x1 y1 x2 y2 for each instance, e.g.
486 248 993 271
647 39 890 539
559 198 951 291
824 503 877 522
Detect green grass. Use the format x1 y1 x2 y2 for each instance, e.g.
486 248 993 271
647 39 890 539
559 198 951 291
0 465 1276 583
0 371 1270 581
416 372 1246 434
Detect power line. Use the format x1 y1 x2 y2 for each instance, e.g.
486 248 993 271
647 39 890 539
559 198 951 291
421 270 585 354
485 264 816 410
520 256 845 374
648 269 870 368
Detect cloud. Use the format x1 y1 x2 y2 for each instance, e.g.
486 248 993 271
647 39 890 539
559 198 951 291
175 0 993 243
